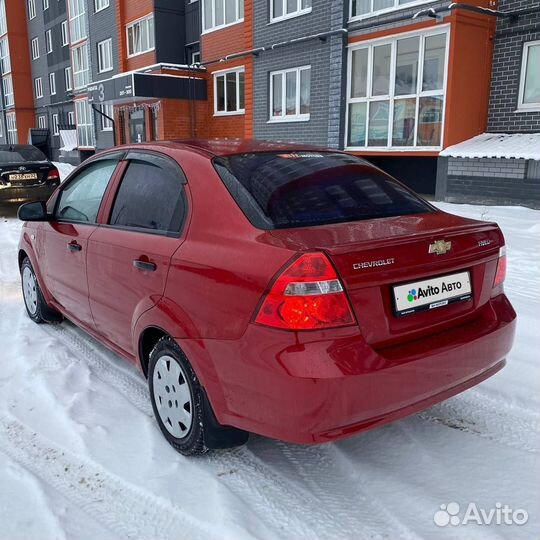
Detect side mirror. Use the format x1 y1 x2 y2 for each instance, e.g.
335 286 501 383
18 201 50 222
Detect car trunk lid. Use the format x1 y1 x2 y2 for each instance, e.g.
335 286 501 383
269 210 503 347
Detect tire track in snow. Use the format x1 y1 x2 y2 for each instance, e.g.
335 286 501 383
42 323 153 417
0 415 222 540
418 388 540 455
45 322 373 539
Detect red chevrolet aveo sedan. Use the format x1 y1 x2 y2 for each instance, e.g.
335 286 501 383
17 140 516 455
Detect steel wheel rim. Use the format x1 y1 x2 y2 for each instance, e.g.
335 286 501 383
153 355 193 439
22 266 38 316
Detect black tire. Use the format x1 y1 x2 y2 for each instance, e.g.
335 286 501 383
20 257 62 324
148 337 248 456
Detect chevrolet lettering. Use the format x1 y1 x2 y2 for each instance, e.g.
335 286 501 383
353 258 395 270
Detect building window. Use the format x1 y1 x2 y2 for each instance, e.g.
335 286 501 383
35 77 43 99
65 66 72 91
126 15 154 57
191 51 201 65
68 111 75 125
72 42 89 89
95 0 109 12
97 38 113 73
214 68 245 115
68 0 87 44
346 29 448 149
43 0 49 10
270 65 311 121
350 0 433 20
0 37 10 74
28 0 36 20
49 72 56 95
52 113 59 135
31 37 40 60
271 0 311 22
0 0 7 37
518 40 540 110
99 103 113 131
61 20 69 46
46 29 53 53
202 0 244 32
75 98 95 148
38 115 47 128
6 112 17 143
2 74 13 106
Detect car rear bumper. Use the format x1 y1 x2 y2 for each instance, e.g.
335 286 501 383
185 293 516 444
0 182 59 203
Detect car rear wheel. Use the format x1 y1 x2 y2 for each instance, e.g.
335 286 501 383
148 337 248 456
21 257 62 324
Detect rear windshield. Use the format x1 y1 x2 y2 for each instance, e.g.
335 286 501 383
214 152 432 229
0 145 48 164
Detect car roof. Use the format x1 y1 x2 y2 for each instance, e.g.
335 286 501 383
137 139 337 158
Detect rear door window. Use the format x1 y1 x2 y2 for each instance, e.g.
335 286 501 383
109 154 187 235
55 159 119 223
214 152 432 229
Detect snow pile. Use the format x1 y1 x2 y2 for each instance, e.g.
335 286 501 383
440 133 540 160
52 161 76 183
0 203 539 540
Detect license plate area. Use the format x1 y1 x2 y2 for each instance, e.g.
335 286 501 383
9 173 38 181
393 271 472 317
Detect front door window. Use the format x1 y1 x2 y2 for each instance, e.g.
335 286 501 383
129 109 146 143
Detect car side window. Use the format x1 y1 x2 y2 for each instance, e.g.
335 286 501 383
109 155 187 235
55 159 119 223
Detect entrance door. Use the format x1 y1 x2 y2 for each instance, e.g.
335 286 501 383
129 109 146 143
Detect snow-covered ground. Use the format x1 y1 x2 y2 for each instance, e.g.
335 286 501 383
0 178 539 539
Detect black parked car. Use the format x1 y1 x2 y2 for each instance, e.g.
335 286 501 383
0 145 60 204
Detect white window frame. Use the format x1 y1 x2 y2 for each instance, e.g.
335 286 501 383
46 29 53 53
2 74 13 106
68 111 75 125
65 66 72 91
269 65 311 122
52 113 59 135
202 0 244 34
97 38 113 73
94 0 109 12
49 72 56 95
38 115 47 128
126 14 155 57
43 0 49 10
31 37 40 60
35 77 43 99
270 0 311 24
213 67 245 116
0 0 7 37
68 0 87 44
72 42 89 90
100 103 113 131
61 20 69 46
6 112 17 143
191 50 201 65
517 40 540 111
350 0 435 22
28 0 36 20
75 98 95 148
0 37 10 75
345 25 450 152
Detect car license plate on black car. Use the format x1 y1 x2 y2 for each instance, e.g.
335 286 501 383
393 271 472 316
9 173 38 181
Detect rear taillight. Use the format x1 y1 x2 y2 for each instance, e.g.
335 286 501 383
254 252 356 330
47 168 60 182
493 246 507 288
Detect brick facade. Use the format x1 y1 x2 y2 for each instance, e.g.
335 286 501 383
487 0 540 132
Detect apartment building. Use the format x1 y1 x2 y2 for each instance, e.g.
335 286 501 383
0 0 35 145
436 0 540 206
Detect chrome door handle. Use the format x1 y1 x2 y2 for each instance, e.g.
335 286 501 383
67 241 82 252
133 259 157 272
